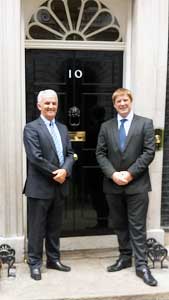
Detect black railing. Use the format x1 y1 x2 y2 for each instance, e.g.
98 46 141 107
0 244 16 277
146 238 168 269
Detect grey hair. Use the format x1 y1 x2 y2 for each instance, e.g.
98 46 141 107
37 89 58 103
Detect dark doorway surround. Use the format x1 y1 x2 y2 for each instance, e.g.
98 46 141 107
25 49 123 236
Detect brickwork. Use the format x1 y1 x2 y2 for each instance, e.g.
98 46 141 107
161 39 169 227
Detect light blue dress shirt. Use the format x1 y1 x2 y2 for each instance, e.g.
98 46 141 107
40 115 64 166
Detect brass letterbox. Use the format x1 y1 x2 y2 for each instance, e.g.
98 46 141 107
69 131 86 142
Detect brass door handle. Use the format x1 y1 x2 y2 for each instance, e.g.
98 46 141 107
155 128 163 150
69 131 86 142
73 153 78 161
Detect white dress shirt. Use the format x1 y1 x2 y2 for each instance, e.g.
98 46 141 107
117 110 134 136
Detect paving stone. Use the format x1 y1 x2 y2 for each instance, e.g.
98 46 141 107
0 249 169 300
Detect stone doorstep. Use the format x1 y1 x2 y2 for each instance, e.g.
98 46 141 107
37 295 169 300
21 248 119 263
60 248 119 260
0 248 169 300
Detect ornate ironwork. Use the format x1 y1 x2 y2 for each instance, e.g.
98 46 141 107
26 0 122 42
0 244 16 277
146 238 168 269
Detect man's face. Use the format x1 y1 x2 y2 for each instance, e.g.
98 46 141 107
113 94 132 117
37 97 58 121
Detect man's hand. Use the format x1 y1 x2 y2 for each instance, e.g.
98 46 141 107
52 169 67 184
120 171 133 183
112 171 133 186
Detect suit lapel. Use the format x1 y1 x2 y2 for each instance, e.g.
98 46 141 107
124 114 137 150
37 117 57 154
111 118 120 151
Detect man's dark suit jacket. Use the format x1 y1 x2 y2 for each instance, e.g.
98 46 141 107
96 114 155 195
23 117 74 199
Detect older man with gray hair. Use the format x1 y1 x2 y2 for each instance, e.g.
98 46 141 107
23 89 74 280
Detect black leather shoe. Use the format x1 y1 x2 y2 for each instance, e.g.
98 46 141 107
46 260 71 272
136 267 158 286
30 267 41 280
107 257 132 272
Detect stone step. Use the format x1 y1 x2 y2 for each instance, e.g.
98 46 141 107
0 248 169 300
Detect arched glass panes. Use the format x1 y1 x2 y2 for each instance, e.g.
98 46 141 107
26 0 122 42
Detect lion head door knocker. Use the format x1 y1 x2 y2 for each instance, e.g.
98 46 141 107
68 106 80 127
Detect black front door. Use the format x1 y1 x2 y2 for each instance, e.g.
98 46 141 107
26 49 123 236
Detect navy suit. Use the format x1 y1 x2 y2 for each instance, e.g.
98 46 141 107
96 114 155 268
23 117 74 267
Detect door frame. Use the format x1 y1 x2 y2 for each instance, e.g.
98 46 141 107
25 48 123 236
25 39 131 87
23 17 132 246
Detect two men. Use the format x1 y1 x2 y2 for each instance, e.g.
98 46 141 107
96 88 157 286
24 87 157 286
23 89 74 280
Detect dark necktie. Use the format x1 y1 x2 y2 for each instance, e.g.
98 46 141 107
119 119 127 151
49 121 64 167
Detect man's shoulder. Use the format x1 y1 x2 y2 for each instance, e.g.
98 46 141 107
101 118 115 127
134 114 153 123
56 120 65 126
56 120 67 130
24 117 41 129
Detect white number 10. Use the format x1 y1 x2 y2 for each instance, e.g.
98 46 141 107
68 69 83 79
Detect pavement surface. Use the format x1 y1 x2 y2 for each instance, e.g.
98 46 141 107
1 249 169 300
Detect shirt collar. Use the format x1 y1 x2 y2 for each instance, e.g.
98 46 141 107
40 115 55 126
117 110 134 122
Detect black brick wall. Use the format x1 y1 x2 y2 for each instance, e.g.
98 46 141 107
161 37 169 227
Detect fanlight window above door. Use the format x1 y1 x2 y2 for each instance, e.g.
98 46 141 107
26 0 122 42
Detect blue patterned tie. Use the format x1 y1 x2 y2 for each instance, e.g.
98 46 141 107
119 119 127 151
49 121 64 167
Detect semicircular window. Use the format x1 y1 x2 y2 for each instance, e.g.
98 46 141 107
26 0 122 42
